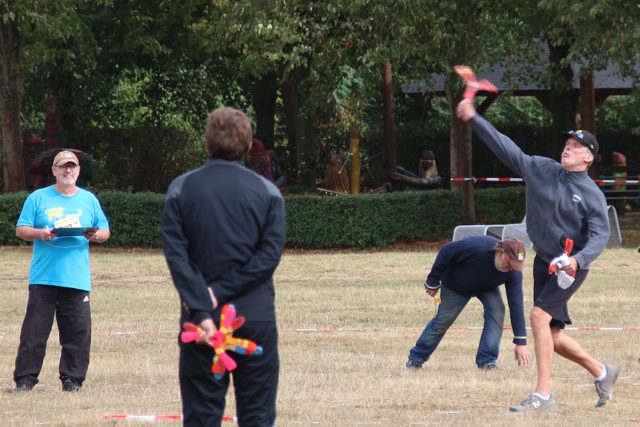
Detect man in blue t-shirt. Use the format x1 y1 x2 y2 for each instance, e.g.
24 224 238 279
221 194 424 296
13 150 110 393
407 236 531 371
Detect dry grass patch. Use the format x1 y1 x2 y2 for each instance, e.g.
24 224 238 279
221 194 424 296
0 246 638 426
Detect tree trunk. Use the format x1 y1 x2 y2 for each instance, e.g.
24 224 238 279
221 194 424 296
382 59 396 184
45 97 58 149
281 68 316 186
547 40 577 158
294 114 316 186
252 73 278 148
579 71 596 136
280 80 298 180
1 18 27 192
446 73 475 224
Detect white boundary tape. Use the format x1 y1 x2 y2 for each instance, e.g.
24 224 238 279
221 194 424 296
92 326 636 336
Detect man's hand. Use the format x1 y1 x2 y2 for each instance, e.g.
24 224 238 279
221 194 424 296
456 98 477 122
426 288 438 297
41 227 57 242
83 228 110 243
561 256 578 276
208 287 218 310
197 318 217 348
83 228 98 241
514 344 531 367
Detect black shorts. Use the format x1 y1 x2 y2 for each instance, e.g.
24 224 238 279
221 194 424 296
532 255 589 328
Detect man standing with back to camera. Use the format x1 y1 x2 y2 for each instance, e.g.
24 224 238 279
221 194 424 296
162 107 286 426
457 98 618 412
13 150 110 393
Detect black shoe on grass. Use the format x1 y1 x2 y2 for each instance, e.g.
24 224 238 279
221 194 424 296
405 359 423 370
13 383 34 393
62 379 82 392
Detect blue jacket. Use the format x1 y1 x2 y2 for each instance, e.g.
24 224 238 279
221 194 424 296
162 157 286 324
425 235 527 345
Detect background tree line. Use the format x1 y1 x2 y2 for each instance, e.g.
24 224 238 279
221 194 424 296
2 0 640 219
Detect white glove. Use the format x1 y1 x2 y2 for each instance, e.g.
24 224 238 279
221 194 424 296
557 270 575 289
549 253 571 270
549 253 574 289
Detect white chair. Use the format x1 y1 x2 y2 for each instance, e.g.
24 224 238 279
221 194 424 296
452 206 621 249
500 223 533 249
451 224 494 241
607 205 622 247
452 216 528 245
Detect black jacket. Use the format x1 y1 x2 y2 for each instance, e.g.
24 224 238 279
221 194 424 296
162 157 286 324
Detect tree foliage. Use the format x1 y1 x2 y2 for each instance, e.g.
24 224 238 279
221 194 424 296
6 0 640 197
1 0 101 192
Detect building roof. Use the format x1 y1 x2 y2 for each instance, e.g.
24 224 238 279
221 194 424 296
402 62 638 96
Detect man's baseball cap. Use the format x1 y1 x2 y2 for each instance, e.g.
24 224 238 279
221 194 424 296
562 129 599 158
492 237 526 271
53 150 80 167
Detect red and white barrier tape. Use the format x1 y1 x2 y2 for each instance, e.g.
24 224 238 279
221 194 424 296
595 179 640 184
104 415 236 422
451 177 640 184
451 177 524 182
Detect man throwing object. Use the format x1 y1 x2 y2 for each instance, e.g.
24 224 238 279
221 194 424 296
457 98 617 411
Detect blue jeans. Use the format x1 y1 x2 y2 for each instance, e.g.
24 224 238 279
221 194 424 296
409 285 505 367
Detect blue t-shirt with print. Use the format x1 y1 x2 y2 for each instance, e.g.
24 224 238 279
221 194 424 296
16 186 110 291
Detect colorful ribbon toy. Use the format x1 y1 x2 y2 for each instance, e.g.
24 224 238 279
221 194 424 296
180 304 263 379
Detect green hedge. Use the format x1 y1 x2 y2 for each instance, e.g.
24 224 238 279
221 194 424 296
285 190 462 248
0 192 29 245
0 187 526 249
474 186 527 224
97 191 166 247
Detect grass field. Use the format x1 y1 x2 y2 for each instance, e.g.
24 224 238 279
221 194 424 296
0 245 638 426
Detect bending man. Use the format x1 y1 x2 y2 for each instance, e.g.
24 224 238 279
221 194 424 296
407 236 531 371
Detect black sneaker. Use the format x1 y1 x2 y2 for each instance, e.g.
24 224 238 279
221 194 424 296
406 359 423 370
13 383 34 393
62 379 82 392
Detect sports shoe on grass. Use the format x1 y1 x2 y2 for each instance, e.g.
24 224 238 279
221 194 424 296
478 363 498 371
595 364 619 407
405 359 422 370
13 383 34 393
509 393 557 412
62 378 82 392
